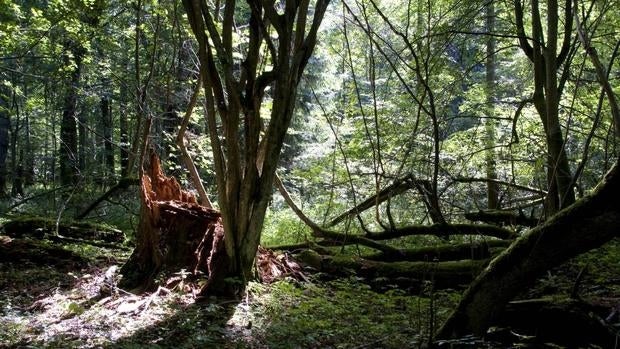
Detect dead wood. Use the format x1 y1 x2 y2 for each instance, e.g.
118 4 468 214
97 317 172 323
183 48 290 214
119 151 224 291
175 73 213 208
363 240 510 262
297 252 488 289
1 216 124 243
361 223 516 241
464 210 540 227
326 175 419 227
452 176 547 195
436 162 620 339
256 246 306 283
494 297 618 348
0 235 88 269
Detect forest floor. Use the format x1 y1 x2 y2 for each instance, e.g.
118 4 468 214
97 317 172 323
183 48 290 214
1 232 619 348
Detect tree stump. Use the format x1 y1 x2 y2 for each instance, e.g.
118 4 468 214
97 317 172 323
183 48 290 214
119 151 224 291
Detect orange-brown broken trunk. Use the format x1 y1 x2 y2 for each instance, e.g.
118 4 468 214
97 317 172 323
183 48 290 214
119 152 225 292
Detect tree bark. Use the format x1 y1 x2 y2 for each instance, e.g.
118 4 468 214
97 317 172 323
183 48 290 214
0 84 9 197
101 95 115 176
436 161 620 339
59 39 84 186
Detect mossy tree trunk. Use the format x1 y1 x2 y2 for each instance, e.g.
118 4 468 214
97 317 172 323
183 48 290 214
436 162 620 339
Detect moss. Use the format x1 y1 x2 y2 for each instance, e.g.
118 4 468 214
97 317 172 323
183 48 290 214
296 249 323 269
1 215 124 243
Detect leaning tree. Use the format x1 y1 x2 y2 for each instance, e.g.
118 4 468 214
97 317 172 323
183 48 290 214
436 0 620 338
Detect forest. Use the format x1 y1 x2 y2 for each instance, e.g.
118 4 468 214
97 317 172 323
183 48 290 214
0 0 619 347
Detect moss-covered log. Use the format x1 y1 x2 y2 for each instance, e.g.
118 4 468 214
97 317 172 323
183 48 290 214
0 236 88 268
464 210 539 227
436 162 620 339
366 223 516 240
1 216 124 243
297 250 488 289
363 240 510 262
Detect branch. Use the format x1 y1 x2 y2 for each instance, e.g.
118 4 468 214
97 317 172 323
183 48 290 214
75 178 140 220
452 176 547 195
326 175 419 227
275 173 402 255
367 224 517 240
464 210 540 227
176 75 213 208
574 0 620 136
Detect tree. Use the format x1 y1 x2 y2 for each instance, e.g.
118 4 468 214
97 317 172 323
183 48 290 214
0 83 9 197
515 0 576 215
125 0 331 295
484 0 499 210
437 0 620 338
436 160 620 338
59 37 84 186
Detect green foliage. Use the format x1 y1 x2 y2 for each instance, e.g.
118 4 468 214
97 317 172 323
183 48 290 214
261 207 311 247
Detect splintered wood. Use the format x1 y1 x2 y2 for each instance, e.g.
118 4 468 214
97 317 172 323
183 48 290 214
119 151 224 290
120 151 304 291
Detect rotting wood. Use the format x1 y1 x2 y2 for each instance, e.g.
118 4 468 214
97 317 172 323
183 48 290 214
2 216 125 243
119 151 224 291
464 210 540 227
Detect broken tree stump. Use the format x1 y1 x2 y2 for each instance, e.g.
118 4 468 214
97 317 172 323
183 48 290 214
119 151 224 291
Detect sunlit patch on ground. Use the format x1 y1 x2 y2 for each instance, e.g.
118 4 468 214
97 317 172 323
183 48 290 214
4 236 617 348
0 244 444 348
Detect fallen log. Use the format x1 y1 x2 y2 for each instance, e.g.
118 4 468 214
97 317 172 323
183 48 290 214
436 162 620 339
493 297 618 348
1 216 124 243
364 223 516 241
464 210 540 227
296 250 488 289
363 240 511 262
0 235 88 269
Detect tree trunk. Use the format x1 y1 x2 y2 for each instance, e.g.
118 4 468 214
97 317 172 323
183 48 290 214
436 161 620 339
59 40 84 186
182 0 330 296
119 88 129 177
515 0 575 217
119 151 224 292
101 95 115 176
485 0 499 210
0 84 9 197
